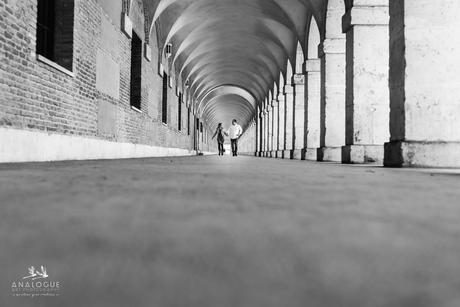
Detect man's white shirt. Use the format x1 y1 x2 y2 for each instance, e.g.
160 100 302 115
227 124 242 139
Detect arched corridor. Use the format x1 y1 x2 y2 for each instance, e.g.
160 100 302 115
2 0 459 166
1 0 460 305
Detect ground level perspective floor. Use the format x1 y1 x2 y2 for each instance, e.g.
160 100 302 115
1 156 459 307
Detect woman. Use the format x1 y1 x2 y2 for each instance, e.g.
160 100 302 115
212 123 225 156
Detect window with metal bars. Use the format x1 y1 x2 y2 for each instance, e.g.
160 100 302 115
162 72 168 124
130 32 142 110
187 106 190 135
36 0 74 71
178 93 182 131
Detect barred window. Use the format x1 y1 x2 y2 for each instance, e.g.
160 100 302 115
36 0 74 71
130 32 142 109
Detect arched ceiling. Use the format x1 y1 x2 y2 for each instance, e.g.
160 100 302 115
140 0 328 131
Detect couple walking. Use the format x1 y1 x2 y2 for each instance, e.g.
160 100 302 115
212 119 243 156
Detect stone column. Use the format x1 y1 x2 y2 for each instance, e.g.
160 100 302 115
384 0 460 168
342 1 390 164
318 38 346 162
260 109 265 156
266 106 271 157
278 94 286 158
263 108 268 156
304 59 322 160
258 108 263 157
292 73 306 160
272 99 279 158
284 85 295 159
255 113 259 156
270 105 274 158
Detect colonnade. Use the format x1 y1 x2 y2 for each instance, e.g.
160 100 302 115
248 0 460 168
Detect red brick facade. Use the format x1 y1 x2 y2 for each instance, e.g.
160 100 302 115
0 0 212 154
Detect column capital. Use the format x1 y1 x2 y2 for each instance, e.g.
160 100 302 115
291 73 305 85
303 59 321 73
342 5 389 33
271 100 278 107
318 38 346 58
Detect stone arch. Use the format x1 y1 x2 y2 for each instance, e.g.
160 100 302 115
273 83 279 99
146 0 310 132
279 71 285 91
295 42 305 74
286 59 294 84
307 17 320 59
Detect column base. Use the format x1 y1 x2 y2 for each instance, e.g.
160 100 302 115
275 150 283 159
384 141 460 168
317 147 342 162
283 150 293 159
303 148 318 161
342 145 384 164
292 149 303 160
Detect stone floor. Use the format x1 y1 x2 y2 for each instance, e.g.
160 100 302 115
1 156 460 307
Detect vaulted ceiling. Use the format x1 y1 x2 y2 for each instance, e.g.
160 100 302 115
141 0 329 130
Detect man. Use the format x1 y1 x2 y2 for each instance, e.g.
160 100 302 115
226 119 243 156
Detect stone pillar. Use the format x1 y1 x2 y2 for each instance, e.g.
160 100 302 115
260 109 265 156
384 0 460 168
318 38 346 162
284 85 295 159
272 99 279 158
303 59 322 160
270 102 276 157
292 74 306 160
264 106 268 157
342 2 390 164
267 104 273 158
261 108 264 156
255 113 259 156
278 94 286 158
258 109 263 157
266 106 271 157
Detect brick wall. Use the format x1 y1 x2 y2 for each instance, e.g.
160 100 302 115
0 0 211 152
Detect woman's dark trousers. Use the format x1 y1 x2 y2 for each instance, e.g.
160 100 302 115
218 143 224 155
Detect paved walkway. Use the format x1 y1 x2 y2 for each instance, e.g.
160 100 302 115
1 156 460 307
